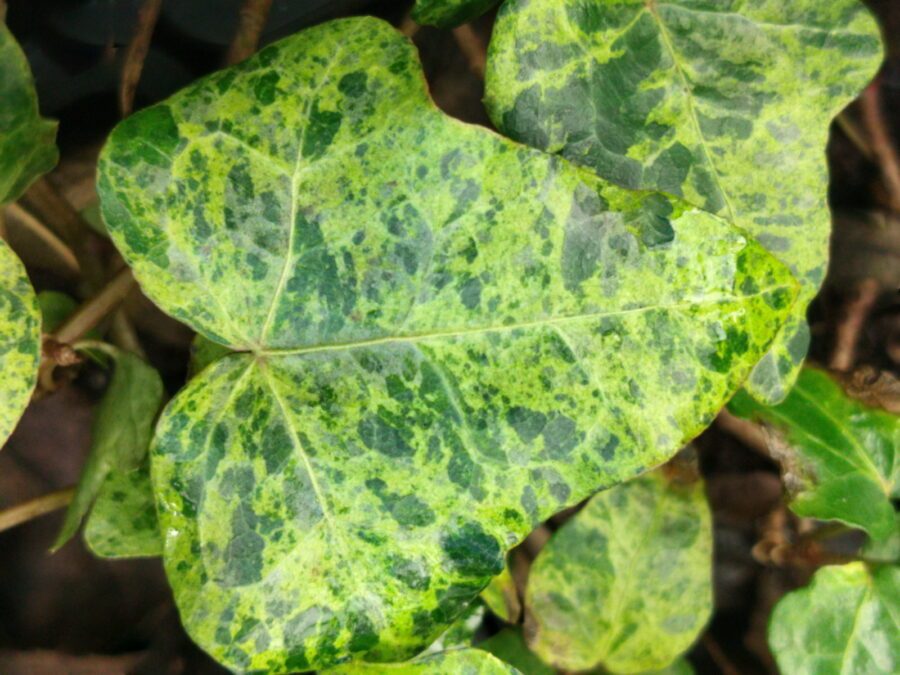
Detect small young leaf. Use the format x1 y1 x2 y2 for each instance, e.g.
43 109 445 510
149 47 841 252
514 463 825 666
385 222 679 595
0 21 58 204
412 0 499 28
37 290 78 333
769 562 899 675
484 0 882 403
729 367 899 541
526 471 712 673
477 628 554 675
83 462 163 558
0 237 40 447
328 648 521 674
481 564 520 623
98 16 796 672
53 348 164 550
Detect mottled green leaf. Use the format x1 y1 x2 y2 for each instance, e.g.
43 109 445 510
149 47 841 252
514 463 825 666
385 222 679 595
53 346 164 550
0 237 40 447
485 0 882 402
730 367 899 541
0 21 58 204
424 601 485 654
481 564 520 623
642 658 695 675
329 648 521 674
412 0 499 28
769 562 899 675
84 462 163 558
188 333 231 378
526 471 712 672
98 16 796 672
477 628 554 675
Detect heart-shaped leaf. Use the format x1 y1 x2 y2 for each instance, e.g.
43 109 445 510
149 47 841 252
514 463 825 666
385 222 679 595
769 562 899 675
0 21 58 204
484 0 882 403
412 0 499 28
0 237 40 447
730 367 899 541
98 16 796 672
328 648 521 674
525 470 712 673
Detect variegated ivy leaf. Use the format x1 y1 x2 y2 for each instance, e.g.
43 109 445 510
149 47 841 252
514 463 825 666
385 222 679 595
477 628 555 675
84 462 163 558
0 21 58 204
328 648 521 674
481 563 520 623
53 346 164 551
412 0 499 28
98 16 796 673
730 367 899 541
484 0 883 403
769 563 899 675
526 470 712 673
0 237 40 447
423 601 485 654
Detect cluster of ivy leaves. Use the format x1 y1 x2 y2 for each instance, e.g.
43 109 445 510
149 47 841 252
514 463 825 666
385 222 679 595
0 0 896 673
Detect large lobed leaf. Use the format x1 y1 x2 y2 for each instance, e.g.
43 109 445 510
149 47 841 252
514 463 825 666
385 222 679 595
98 16 796 672
769 562 899 675
484 0 883 403
0 237 40 447
730 367 899 541
525 470 712 672
328 648 521 674
412 0 500 28
0 21 58 204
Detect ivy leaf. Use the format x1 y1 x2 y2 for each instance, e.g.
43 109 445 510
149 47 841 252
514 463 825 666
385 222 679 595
484 0 882 403
0 21 58 204
769 562 899 675
412 0 499 28
477 628 555 675
83 462 163 558
481 563 520 623
53 347 164 550
98 16 796 672
328 648 521 674
525 470 712 673
729 367 899 541
862 514 900 564
0 237 40 447
423 601 485 654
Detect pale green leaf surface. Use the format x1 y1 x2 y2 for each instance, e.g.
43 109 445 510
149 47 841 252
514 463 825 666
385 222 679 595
329 648 521 674
98 16 796 672
484 0 883 403
0 21 58 204
37 290 77 332
481 564 520 623
862 514 900 564
84 462 163 558
477 629 554 675
0 237 40 447
769 562 900 675
423 601 485 654
729 367 899 541
54 348 164 550
526 471 712 673
188 333 231 378
412 0 499 28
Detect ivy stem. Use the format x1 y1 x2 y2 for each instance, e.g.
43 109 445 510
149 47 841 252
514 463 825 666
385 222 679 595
3 202 81 277
0 487 75 534
225 0 273 65
54 268 135 346
119 0 163 117
452 24 486 79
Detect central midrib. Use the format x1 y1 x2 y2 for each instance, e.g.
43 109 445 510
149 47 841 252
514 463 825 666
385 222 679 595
247 284 794 357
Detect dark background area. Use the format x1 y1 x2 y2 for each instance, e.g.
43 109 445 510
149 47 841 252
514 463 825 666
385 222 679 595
0 1 897 673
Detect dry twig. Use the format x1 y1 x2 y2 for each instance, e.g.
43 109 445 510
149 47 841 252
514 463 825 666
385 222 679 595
830 278 880 371
861 82 900 212
225 0 273 65
119 0 163 117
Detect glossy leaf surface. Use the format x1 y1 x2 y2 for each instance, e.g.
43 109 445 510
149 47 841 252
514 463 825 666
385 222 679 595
769 562 899 675
0 237 40 447
329 648 521 674
730 367 899 541
485 0 882 402
53 347 164 550
98 16 795 672
412 0 499 28
0 21 58 204
526 471 712 672
84 463 163 558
